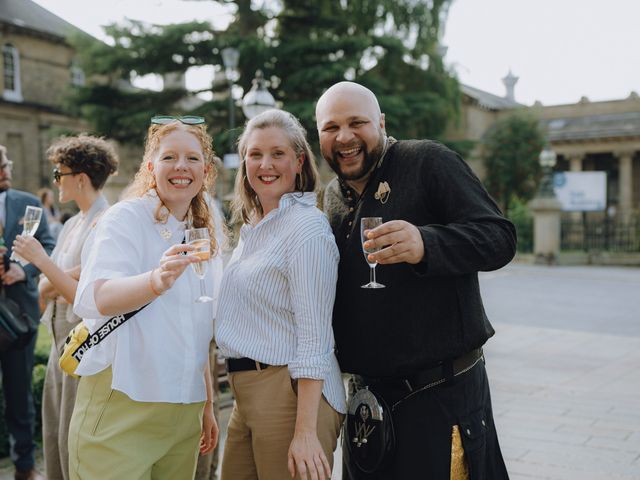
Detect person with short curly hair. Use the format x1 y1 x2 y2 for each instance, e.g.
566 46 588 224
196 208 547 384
13 133 118 480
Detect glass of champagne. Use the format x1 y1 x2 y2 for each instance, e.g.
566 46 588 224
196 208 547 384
185 227 213 303
11 206 43 262
360 217 385 289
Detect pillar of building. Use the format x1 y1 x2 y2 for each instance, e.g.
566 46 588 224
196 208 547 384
566 153 584 221
616 150 634 219
529 196 563 265
568 153 584 172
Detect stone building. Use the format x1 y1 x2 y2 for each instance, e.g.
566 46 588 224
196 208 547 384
536 94 640 219
0 0 90 193
446 71 640 219
445 71 524 179
0 0 135 202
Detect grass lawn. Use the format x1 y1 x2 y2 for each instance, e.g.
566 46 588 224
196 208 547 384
35 323 52 364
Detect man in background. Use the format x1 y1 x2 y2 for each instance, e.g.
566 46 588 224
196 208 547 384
0 144 54 480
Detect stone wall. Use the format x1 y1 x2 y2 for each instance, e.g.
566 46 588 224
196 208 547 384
1 30 75 107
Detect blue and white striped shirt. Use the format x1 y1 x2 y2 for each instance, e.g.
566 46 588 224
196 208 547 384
215 192 346 413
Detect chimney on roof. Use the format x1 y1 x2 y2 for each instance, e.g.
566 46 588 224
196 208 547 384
502 70 518 102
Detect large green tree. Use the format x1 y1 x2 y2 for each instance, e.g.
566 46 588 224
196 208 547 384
67 0 459 153
481 113 546 212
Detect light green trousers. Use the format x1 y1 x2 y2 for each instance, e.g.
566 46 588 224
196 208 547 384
68 367 204 480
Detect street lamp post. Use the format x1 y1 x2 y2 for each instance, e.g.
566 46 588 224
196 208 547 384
241 70 276 119
529 146 563 264
220 47 240 198
221 46 240 149
538 147 558 198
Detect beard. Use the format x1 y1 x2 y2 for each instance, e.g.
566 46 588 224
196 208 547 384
326 134 386 182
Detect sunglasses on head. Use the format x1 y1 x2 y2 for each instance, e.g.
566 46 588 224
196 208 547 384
53 168 80 183
150 115 206 125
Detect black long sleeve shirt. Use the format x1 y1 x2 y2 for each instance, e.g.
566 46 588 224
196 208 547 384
324 140 516 378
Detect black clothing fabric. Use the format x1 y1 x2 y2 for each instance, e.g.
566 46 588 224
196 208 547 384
0 189 55 471
343 361 509 480
324 140 516 378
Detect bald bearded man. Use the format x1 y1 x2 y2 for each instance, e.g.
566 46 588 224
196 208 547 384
317 82 514 480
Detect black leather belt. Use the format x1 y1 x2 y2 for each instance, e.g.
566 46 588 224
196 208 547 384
362 348 484 393
226 357 271 373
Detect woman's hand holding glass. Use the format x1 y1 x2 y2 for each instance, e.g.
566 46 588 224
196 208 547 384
10 206 43 263
12 235 48 268
185 227 213 303
151 243 197 295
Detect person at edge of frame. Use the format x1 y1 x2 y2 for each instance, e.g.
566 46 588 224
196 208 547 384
0 144 55 480
316 81 515 480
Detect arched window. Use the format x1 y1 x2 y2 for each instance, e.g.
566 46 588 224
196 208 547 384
2 43 22 102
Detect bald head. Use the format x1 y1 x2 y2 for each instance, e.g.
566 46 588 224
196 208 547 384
315 82 382 125
315 82 386 186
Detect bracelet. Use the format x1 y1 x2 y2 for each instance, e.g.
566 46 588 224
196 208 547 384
148 269 164 296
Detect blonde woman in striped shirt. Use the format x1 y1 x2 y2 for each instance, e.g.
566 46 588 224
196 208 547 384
216 109 346 480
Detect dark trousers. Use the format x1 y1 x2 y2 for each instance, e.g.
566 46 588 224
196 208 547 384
344 360 509 480
0 332 37 471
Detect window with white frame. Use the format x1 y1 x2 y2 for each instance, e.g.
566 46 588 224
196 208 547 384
70 60 85 87
2 44 22 102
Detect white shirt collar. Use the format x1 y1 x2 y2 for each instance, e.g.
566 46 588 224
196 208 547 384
141 190 187 243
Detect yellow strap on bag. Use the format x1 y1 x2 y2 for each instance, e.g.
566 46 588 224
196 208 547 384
58 302 150 377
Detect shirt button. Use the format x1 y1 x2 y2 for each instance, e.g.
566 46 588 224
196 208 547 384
348 221 352 226
466 428 471 436
346 234 350 239
349 207 354 212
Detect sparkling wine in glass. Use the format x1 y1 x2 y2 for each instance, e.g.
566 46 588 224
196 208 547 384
11 206 43 261
360 217 385 289
185 227 213 303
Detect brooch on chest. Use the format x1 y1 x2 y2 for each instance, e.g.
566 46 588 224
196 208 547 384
373 181 391 204
160 227 172 241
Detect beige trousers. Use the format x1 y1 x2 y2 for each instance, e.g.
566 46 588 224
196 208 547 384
221 366 344 480
42 308 80 480
68 367 204 480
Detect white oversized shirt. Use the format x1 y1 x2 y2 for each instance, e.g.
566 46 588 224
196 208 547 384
216 192 346 413
74 192 223 403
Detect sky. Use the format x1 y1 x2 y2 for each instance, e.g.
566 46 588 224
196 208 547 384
31 0 640 106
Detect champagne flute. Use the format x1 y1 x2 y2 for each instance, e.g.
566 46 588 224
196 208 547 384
185 227 213 303
10 206 43 261
360 217 385 289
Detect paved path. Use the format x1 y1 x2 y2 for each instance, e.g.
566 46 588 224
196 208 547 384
481 264 640 480
2 264 638 479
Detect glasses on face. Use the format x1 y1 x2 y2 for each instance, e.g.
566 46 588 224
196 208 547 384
0 160 13 171
150 115 206 126
53 168 80 183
